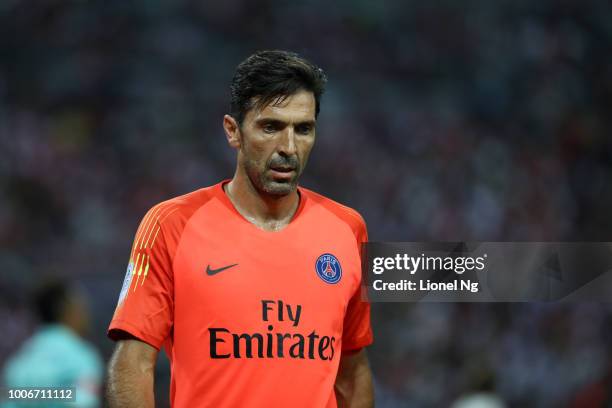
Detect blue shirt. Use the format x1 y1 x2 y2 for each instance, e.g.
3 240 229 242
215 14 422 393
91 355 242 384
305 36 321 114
2 325 103 408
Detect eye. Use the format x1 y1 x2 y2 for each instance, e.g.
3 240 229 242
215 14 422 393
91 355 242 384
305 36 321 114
296 124 313 135
262 123 278 133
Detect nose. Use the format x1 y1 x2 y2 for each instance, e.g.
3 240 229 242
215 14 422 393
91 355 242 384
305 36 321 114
278 126 297 157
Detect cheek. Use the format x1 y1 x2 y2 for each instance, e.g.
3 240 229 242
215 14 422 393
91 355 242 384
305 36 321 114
298 139 315 162
243 139 273 166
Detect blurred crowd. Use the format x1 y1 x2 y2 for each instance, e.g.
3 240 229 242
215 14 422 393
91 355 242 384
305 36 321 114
1 0 611 406
372 302 612 407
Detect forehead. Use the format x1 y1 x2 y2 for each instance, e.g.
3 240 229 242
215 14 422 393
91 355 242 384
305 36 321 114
246 90 316 123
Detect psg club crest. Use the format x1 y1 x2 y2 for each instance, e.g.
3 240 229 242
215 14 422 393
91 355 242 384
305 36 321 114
315 253 342 284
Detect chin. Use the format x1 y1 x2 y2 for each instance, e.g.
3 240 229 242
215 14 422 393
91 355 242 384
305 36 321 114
262 180 297 196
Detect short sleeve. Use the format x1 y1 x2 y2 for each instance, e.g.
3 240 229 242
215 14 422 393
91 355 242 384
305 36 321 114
108 204 175 350
341 217 373 352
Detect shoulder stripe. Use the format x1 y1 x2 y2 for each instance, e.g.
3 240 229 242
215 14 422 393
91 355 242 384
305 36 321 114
141 255 150 287
130 203 163 260
130 202 175 260
129 203 179 289
133 253 150 291
131 253 142 292
144 205 179 250
137 203 172 250
148 226 162 249
159 206 180 223
141 205 174 250
125 185 219 295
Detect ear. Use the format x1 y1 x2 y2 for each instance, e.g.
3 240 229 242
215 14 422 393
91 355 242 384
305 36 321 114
223 114 241 149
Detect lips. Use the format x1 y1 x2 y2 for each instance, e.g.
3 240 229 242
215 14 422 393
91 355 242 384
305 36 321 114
269 166 295 172
268 165 296 180
268 156 299 179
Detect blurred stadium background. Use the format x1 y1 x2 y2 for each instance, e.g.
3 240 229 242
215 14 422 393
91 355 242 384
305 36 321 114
1 0 612 407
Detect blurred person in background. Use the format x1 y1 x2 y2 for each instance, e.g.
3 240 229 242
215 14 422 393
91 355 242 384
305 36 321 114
1 278 103 407
450 371 506 408
450 394 505 408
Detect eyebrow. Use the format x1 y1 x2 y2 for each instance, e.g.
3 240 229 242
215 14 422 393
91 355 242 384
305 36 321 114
255 118 316 127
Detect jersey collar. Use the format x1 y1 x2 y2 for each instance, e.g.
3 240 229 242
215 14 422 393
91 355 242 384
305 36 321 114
215 179 307 230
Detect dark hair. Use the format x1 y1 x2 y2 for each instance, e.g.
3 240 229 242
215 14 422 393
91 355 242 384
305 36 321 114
33 279 69 323
230 50 327 124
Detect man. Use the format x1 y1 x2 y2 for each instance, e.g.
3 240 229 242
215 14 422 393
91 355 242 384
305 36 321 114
3 279 103 407
107 50 374 408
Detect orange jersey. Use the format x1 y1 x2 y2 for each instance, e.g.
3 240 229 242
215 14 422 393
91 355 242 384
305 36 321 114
108 180 372 407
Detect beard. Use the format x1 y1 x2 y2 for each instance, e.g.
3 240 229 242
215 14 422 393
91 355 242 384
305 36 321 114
244 154 301 197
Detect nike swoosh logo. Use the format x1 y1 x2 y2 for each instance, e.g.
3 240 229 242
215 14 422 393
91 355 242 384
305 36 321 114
206 263 238 276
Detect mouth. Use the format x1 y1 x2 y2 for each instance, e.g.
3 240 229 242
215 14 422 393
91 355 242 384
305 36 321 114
268 166 296 180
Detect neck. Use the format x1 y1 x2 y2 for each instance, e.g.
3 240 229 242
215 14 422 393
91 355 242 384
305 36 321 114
225 170 300 231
